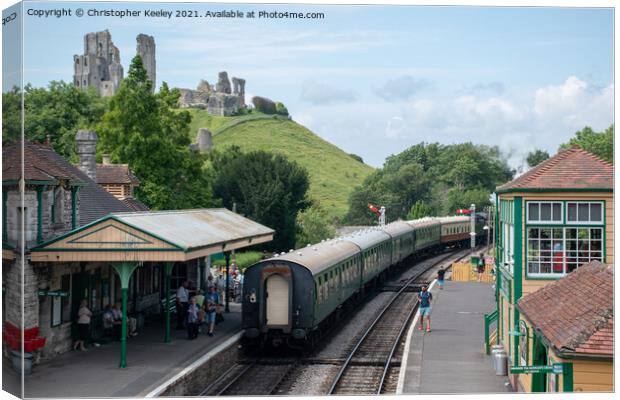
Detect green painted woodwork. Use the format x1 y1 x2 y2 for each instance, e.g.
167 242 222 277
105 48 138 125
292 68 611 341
225 252 230 313
531 333 548 392
111 262 138 368
484 309 499 354
71 187 79 229
119 287 129 368
36 186 45 244
67 224 153 245
164 262 173 343
562 362 573 392
513 197 523 366
111 262 139 289
31 214 185 251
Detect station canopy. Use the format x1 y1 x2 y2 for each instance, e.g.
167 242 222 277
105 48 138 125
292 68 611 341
31 208 275 263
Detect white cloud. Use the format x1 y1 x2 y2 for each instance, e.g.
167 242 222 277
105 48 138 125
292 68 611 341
290 76 613 169
374 75 431 101
534 76 613 129
300 80 358 105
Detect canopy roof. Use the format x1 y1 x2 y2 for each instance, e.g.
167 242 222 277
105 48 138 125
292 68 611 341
31 209 274 263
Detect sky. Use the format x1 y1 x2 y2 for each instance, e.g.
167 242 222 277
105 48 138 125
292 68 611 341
2 1 614 169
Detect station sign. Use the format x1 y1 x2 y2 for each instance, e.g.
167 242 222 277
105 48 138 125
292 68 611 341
510 364 563 374
37 290 69 297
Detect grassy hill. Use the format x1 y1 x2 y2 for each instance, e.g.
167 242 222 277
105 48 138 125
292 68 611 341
184 109 374 220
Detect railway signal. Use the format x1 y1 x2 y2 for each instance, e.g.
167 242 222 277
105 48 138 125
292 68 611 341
368 203 386 227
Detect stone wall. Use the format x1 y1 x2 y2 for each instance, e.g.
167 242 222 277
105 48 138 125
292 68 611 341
73 30 123 97
177 71 246 115
136 34 156 92
4 254 41 330
6 189 36 248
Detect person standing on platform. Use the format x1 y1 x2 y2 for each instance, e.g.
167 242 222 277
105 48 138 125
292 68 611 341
186 297 200 340
205 286 219 336
73 299 92 351
437 268 446 290
176 280 189 330
418 285 433 332
477 253 486 282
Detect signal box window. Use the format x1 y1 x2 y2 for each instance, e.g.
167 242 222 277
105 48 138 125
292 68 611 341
566 202 603 224
527 202 562 224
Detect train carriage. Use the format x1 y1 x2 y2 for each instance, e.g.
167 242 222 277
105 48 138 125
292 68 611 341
382 221 415 264
437 215 471 246
408 218 442 252
242 213 487 347
242 239 361 344
342 229 392 285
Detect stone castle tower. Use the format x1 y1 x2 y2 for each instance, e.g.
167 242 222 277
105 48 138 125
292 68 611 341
136 34 156 92
73 30 123 97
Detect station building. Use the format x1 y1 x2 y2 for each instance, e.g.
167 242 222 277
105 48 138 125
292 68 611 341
493 146 613 392
3 135 273 367
517 260 613 392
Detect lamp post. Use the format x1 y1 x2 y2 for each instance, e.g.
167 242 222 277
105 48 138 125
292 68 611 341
483 225 490 248
470 203 476 249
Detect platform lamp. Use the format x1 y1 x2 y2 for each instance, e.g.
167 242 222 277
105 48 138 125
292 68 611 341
483 225 490 248
470 203 476 249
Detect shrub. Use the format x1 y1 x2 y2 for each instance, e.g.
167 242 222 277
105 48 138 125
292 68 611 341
349 153 364 163
275 102 289 116
251 96 277 114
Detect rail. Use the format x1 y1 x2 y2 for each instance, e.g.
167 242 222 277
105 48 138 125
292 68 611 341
484 309 499 354
328 249 470 395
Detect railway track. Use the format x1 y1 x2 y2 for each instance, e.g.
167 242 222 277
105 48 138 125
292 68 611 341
200 248 473 396
200 358 298 396
327 249 471 395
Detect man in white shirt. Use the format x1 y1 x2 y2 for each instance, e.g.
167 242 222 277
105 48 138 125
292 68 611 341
176 281 189 329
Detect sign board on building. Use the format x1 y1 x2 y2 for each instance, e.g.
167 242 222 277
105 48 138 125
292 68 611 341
510 364 563 374
37 290 69 297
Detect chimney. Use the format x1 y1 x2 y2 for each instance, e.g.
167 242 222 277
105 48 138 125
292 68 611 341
75 129 98 181
197 128 212 154
102 154 111 165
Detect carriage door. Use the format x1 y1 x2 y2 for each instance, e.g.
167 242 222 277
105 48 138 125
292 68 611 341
265 274 289 326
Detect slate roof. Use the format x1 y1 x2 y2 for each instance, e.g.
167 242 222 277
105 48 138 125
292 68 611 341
121 197 150 212
3 141 131 225
3 141 84 184
96 164 140 185
496 146 613 192
517 261 613 358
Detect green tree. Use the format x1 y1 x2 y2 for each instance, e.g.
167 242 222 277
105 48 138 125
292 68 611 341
445 187 491 214
344 142 513 224
296 202 336 248
2 81 107 159
407 200 435 220
97 55 213 209
211 147 310 251
526 149 550 168
275 102 289 116
560 125 613 163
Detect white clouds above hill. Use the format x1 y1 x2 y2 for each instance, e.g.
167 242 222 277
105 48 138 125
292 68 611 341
293 76 613 169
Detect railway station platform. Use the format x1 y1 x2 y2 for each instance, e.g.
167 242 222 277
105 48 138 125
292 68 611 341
398 280 511 394
2 304 242 398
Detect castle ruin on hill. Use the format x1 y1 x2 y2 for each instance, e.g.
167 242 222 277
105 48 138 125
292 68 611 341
178 72 246 116
73 30 156 96
73 30 246 115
